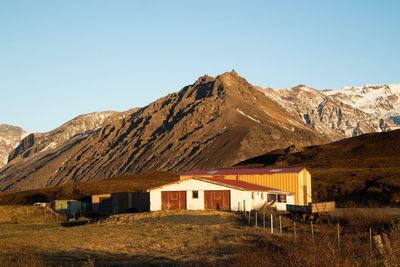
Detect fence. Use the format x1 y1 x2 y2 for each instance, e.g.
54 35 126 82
242 210 400 266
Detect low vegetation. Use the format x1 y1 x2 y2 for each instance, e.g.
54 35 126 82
1 207 399 266
0 205 63 224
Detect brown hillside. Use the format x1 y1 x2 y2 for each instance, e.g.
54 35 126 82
0 71 327 191
0 171 178 205
235 129 400 206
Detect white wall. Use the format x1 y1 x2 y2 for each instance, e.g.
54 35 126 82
148 179 294 211
149 179 237 211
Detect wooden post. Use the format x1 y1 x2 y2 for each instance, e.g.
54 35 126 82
373 235 390 267
263 212 265 229
279 215 282 236
255 211 258 227
248 211 251 224
311 221 315 245
382 233 395 264
337 223 341 250
293 221 297 240
270 214 274 235
369 228 372 256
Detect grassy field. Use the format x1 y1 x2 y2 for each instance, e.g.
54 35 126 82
0 210 267 266
1 207 400 266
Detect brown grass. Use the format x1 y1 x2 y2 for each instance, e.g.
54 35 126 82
232 221 400 267
1 207 400 266
0 205 63 224
0 210 265 266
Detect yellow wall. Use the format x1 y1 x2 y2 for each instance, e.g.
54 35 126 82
180 169 312 205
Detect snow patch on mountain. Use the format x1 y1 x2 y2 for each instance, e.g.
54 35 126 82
236 108 262 124
325 83 400 122
259 83 398 140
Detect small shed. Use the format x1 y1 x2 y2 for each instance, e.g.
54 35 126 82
147 177 294 212
53 200 82 217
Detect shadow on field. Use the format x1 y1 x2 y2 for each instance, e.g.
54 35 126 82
136 214 236 225
3 249 184 267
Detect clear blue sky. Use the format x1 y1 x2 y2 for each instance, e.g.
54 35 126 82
1 0 399 132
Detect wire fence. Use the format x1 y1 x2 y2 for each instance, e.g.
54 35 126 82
242 210 400 266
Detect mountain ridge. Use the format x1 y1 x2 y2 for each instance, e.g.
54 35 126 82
1 71 399 192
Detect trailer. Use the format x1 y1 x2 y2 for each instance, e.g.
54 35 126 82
287 201 335 221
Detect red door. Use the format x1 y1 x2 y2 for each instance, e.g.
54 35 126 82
161 191 186 210
204 190 230 210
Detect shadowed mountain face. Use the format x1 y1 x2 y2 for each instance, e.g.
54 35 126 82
0 71 328 191
235 129 400 206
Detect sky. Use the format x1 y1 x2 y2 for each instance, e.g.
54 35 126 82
1 0 399 133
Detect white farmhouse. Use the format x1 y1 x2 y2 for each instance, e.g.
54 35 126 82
147 177 294 212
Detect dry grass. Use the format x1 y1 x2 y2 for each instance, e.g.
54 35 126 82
332 208 400 229
232 221 400 267
0 210 266 266
0 205 63 224
2 207 400 266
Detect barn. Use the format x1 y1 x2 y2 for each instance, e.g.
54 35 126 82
147 177 294 211
180 167 311 205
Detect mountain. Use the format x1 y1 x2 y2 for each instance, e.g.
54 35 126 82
235 129 400 206
1 72 398 193
7 111 130 165
0 124 27 168
260 84 397 140
324 83 400 124
0 71 327 191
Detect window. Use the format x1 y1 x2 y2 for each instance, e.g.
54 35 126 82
251 192 254 199
192 191 199 199
261 192 264 200
278 194 286 203
267 194 276 202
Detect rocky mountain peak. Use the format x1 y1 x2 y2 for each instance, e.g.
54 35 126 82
7 111 127 164
0 124 27 168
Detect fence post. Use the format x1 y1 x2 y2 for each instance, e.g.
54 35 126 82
279 215 282 236
293 221 297 240
270 214 274 235
369 228 372 256
311 221 315 245
255 211 258 227
263 212 265 229
248 211 251 224
337 223 340 250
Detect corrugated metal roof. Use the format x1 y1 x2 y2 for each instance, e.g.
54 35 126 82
147 177 293 194
193 177 293 194
181 167 306 176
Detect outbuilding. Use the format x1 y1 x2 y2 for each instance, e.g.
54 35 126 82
53 199 82 217
91 192 150 215
147 177 294 212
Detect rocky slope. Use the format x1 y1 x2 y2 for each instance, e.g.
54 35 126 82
324 83 400 124
260 84 398 140
0 125 27 168
0 71 328 191
7 111 129 165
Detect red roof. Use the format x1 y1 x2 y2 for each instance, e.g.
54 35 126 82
194 177 292 193
181 167 306 176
